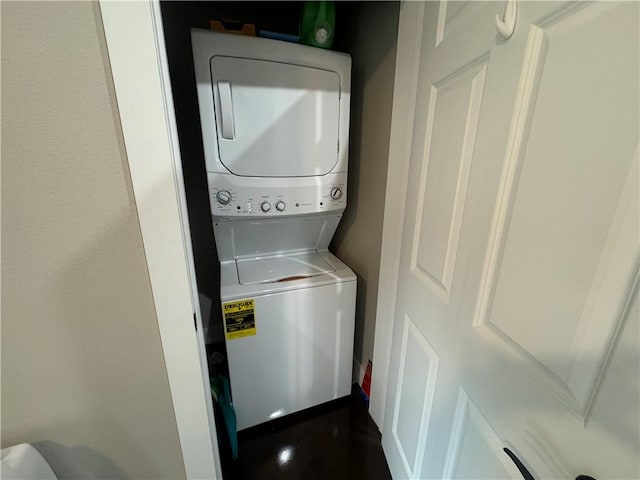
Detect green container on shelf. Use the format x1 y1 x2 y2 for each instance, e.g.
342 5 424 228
300 1 335 49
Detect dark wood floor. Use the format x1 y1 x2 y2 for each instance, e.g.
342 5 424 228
221 386 392 480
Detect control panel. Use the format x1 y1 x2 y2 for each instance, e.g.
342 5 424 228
208 173 347 218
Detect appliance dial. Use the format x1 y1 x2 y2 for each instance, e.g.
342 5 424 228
261 201 272 213
330 186 343 200
275 201 286 212
216 190 232 205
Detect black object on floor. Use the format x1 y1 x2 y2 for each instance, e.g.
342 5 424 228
224 384 392 480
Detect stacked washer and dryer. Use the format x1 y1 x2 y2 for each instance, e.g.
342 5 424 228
192 30 356 431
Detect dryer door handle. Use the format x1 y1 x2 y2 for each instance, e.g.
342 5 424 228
217 80 235 140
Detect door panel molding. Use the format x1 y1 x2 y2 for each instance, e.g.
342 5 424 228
391 315 440 478
436 1 472 47
410 54 488 302
442 389 522 480
571 152 639 422
473 3 639 417
472 25 548 330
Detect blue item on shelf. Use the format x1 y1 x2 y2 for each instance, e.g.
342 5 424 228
258 30 301 43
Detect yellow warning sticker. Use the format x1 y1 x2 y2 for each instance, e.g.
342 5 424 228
223 299 256 340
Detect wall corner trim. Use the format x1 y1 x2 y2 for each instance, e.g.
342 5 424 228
99 1 221 478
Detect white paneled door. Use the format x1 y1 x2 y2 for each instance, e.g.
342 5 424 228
381 2 639 479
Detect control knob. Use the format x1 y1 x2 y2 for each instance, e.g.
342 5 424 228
330 186 343 200
216 190 232 205
275 201 286 212
261 201 272 213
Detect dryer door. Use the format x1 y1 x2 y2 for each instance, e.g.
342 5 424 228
210 56 341 177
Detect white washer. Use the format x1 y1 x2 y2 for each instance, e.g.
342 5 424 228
212 213 356 430
220 249 356 431
192 30 355 431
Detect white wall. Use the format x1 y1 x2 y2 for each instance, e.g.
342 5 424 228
1 2 186 478
331 1 400 382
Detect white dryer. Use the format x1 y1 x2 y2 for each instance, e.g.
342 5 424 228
192 30 355 431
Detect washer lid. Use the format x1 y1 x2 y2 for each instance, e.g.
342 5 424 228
210 56 340 177
236 251 335 285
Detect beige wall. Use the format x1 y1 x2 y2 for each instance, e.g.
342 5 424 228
332 2 400 377
1 2 185 478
